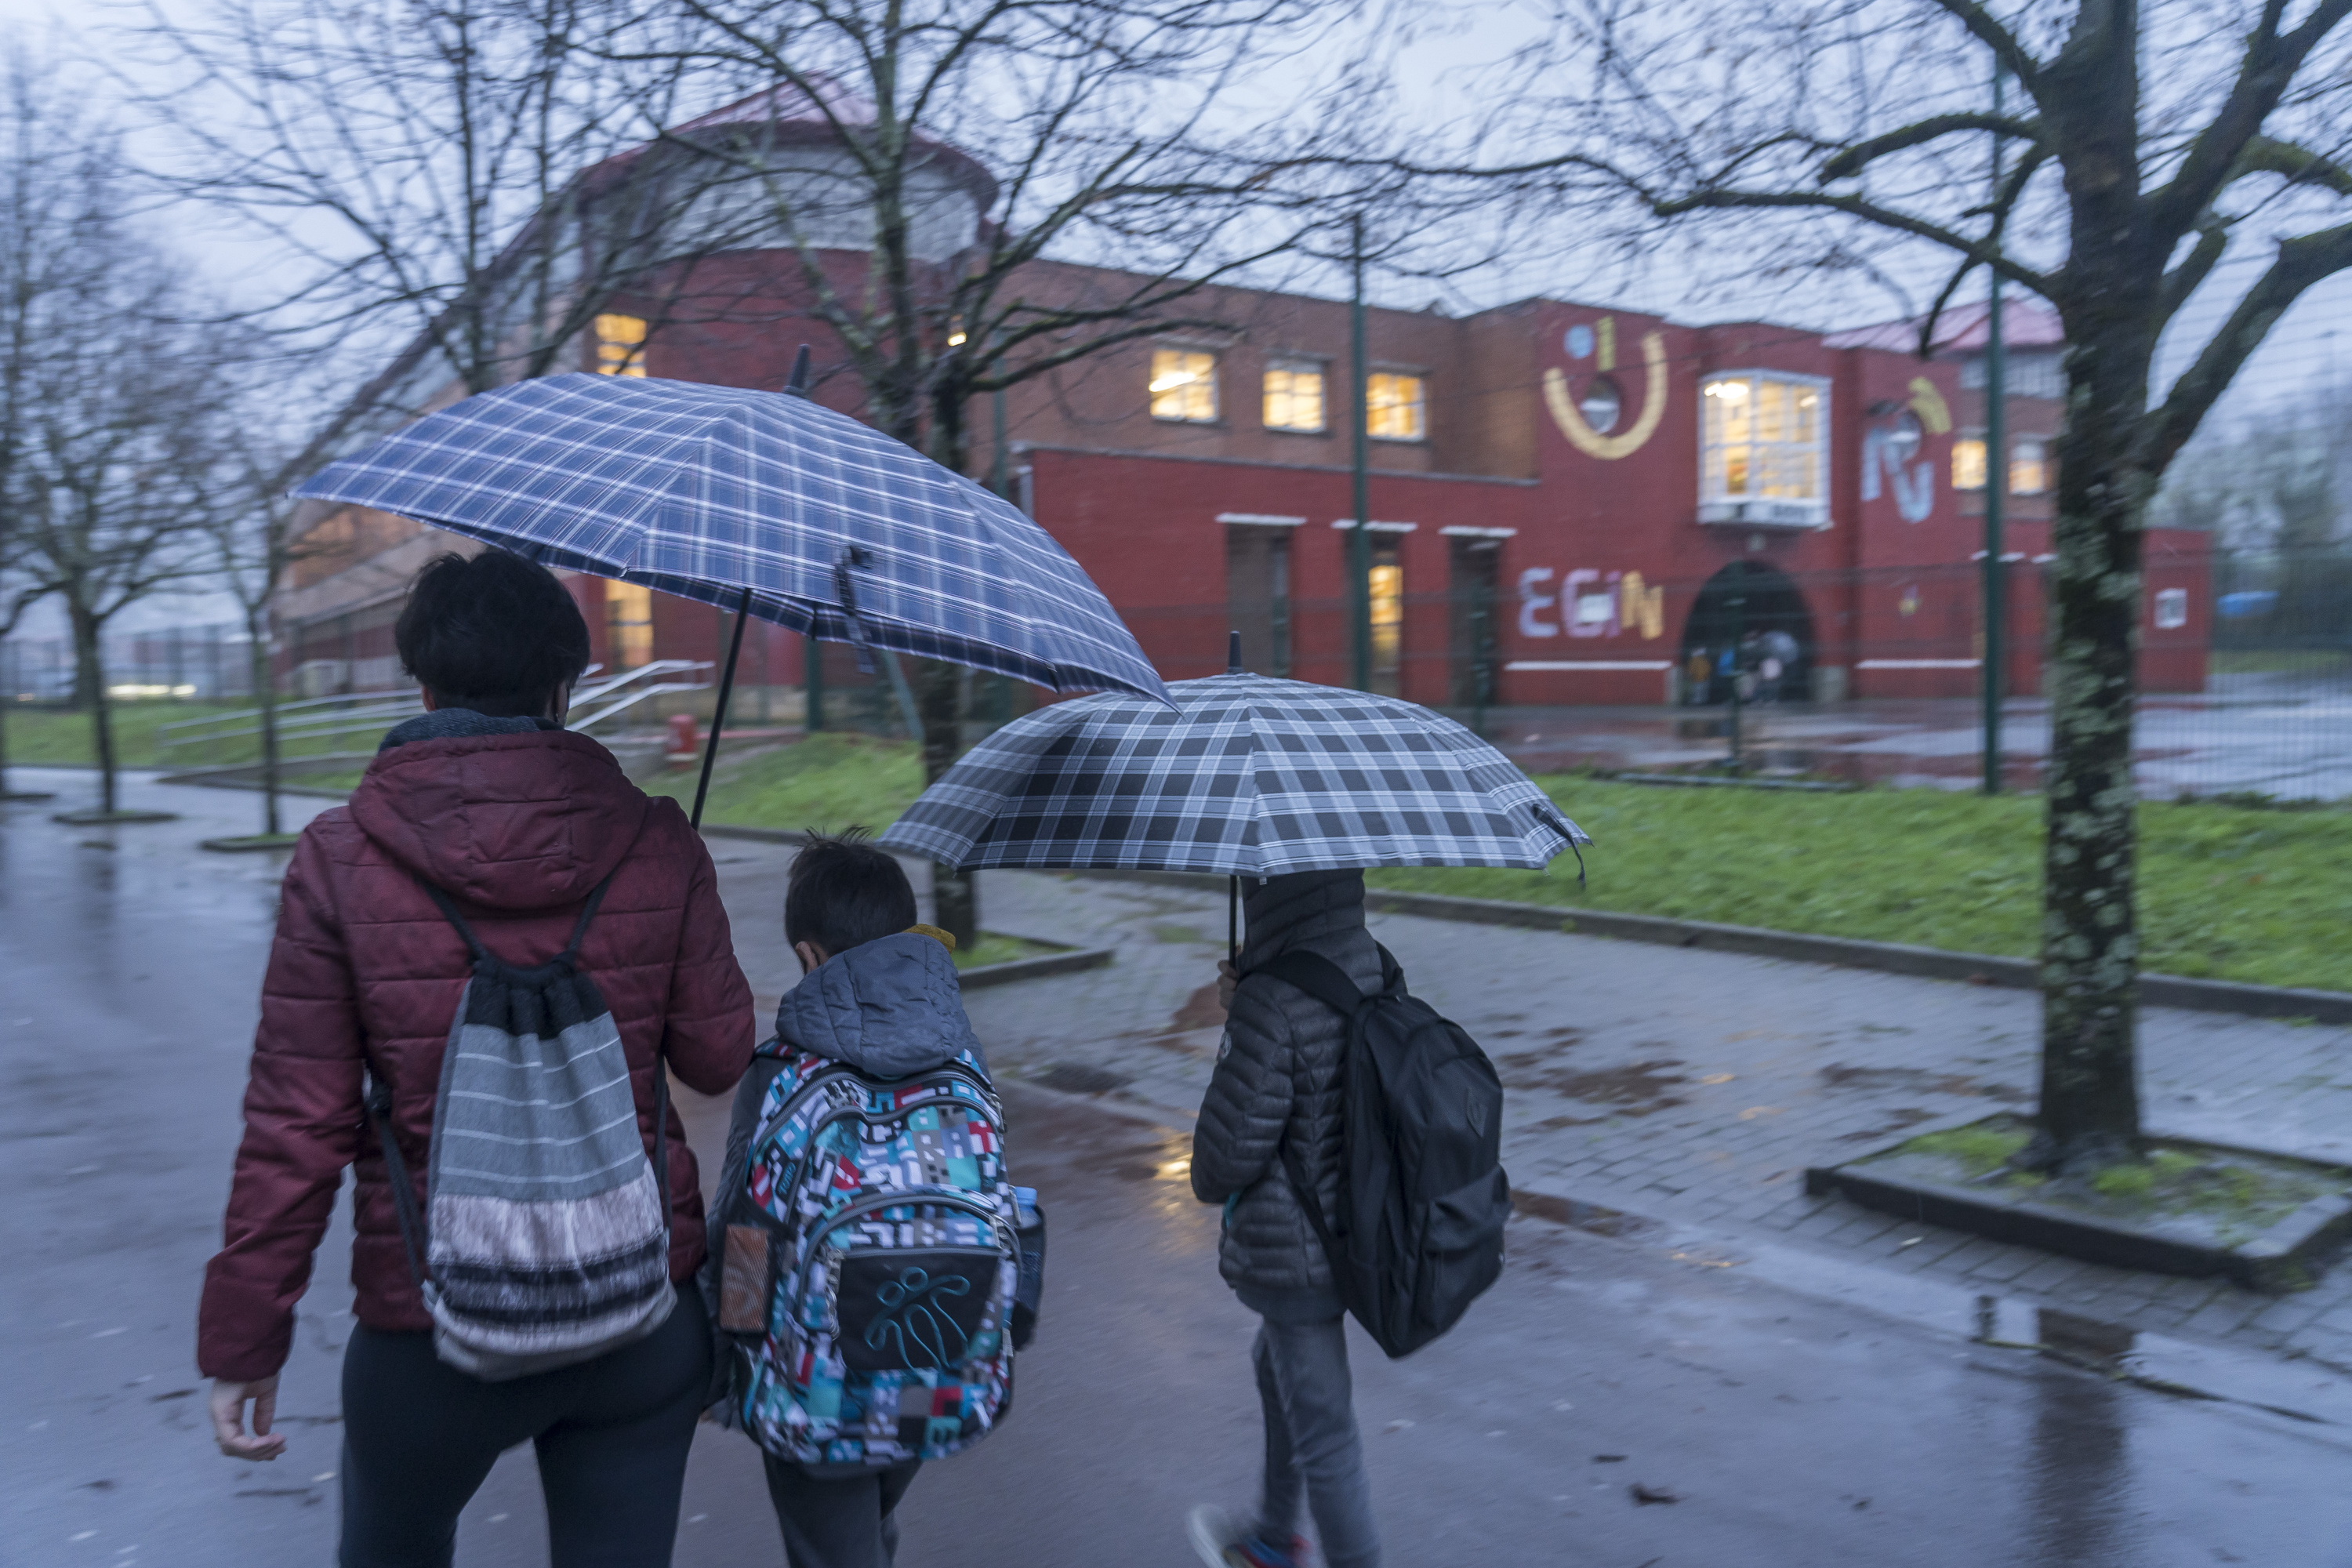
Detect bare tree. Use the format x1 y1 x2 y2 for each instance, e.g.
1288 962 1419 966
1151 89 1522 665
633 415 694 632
652 0 1352 939
0 74 235 817
204 405 334 841
120 0 752 426
1423 0 2352 1171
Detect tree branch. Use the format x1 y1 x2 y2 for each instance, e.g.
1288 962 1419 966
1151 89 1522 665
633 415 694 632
2147 219 2352 471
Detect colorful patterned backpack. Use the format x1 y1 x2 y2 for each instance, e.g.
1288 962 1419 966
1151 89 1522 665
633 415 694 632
708 1044 1019 1466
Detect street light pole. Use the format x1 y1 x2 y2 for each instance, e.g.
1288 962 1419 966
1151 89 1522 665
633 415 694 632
1349 213 1373 693
1982 60 2009 796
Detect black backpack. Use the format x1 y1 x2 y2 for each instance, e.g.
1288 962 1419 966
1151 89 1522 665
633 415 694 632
1252 944 1512 1359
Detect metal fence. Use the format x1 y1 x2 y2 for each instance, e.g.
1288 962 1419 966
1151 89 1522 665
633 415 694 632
0 623 260 703
7 543 2347 799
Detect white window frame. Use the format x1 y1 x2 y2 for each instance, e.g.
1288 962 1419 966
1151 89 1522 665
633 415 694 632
1697 369 1831 530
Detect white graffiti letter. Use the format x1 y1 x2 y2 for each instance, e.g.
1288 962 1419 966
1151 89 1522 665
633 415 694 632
1519 568 1559 638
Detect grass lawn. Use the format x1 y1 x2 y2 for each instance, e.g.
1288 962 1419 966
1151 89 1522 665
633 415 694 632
154 727 2352 993
642 735 2352 994
643 732 927 831
4 702 257 768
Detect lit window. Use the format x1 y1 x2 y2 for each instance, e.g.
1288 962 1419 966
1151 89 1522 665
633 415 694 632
1952 437 1987 492
2010 437 2048 495
1367 372 1426 441
1263 361 1326 432
1150 348 1218 422
1698 372 1828 526
605 581 653 668
1369 545 1403 695
595 314 648 376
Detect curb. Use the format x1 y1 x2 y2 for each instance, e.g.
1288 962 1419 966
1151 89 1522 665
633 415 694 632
713 826 2352 1025
956 947 1115 990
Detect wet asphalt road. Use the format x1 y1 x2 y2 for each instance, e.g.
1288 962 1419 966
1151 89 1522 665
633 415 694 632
5 771 2350 1568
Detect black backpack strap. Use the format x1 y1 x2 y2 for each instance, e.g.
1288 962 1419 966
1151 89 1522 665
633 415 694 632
414 871 617 968
1248 950 1370 1277
1248 949 1370 1018
361 1061 434 1293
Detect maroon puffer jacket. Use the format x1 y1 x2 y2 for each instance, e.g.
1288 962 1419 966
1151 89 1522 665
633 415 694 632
197 729 754 1382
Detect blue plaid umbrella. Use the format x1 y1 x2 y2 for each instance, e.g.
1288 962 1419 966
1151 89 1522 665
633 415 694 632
878 660 1589 882
293 371 1165 699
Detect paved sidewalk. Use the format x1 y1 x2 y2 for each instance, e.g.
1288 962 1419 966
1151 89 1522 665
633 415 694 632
699 840 2352 1377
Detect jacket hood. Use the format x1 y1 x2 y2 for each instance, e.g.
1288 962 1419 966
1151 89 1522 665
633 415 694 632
773 931 983 1078
1239 869 1368 971
347 729 652 910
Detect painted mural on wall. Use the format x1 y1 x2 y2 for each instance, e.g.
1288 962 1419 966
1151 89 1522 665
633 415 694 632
1860 377 1954 524
1543 316 1668 460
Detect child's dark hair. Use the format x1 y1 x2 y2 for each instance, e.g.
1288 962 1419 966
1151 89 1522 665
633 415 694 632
786 829 918 957
395 549 592 718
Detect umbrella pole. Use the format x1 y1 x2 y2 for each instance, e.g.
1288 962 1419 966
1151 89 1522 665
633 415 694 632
1229 875 1238 963
691 585 754 830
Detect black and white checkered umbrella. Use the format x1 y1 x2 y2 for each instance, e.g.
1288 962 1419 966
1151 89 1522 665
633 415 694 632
878 670 1589 877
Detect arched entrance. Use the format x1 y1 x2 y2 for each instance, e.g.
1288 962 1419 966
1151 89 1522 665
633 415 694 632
1679 561 1817 704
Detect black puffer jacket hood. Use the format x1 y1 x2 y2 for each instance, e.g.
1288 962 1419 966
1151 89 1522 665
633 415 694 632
772 931 984 1079
1190 869 1381 1319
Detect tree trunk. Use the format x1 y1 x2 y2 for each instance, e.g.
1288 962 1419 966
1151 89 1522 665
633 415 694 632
249 610 281 837
2025 309 2155 1174
916 654 978 946
70 602 118 815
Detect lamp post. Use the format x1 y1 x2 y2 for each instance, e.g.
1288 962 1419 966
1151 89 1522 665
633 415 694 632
1348 213 1373 693
1981 60 2009 795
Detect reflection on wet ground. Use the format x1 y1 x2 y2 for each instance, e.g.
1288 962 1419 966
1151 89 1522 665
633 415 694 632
11 774 2352 1566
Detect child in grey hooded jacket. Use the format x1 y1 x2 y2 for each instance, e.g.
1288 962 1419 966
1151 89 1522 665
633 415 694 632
728 831 990 1568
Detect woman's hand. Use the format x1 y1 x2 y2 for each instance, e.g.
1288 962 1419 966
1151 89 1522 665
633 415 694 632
1217 958 1238 1012
209 1376 286 1461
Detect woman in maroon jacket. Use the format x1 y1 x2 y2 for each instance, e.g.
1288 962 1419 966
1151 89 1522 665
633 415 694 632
200 550 754 1567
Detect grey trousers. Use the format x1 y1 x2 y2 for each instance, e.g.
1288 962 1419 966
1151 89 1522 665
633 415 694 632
1253 1317 1381 1568
761 1456 922 1568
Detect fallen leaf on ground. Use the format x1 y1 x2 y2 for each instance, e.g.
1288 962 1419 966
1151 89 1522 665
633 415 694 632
1630 1482 1680 1505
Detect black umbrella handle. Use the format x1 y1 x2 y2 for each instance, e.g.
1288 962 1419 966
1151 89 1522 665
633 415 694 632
691 585 755 830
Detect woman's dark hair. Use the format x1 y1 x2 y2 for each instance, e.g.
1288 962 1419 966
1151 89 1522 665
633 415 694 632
394 550 592 717
786 829 918 957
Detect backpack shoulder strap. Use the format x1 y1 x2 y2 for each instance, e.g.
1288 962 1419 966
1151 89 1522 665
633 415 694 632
1248 949 1368 1018
415 871 617 967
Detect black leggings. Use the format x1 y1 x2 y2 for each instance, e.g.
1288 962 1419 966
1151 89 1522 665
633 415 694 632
338 1286 711 1568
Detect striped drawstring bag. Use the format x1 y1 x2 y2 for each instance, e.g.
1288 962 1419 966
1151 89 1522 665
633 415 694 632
365 873 676 1381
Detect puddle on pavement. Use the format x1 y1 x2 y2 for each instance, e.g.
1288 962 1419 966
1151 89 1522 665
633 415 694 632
1499 1053 1687 1116
1818 1064 2029 1102
1510 1189 1660 1243
1164 982 1226 1034
1027 1061 1131 1096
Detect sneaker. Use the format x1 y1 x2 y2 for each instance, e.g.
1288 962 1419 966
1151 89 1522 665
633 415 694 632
1186 1504 1308 1568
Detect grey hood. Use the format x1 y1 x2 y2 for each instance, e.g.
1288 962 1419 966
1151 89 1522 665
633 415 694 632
773 931 984 1078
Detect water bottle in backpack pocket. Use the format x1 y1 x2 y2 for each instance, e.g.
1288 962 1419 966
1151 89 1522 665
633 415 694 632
702 1047 1023 1467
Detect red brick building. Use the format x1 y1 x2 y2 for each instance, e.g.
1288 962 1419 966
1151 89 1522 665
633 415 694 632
281 100 2208 710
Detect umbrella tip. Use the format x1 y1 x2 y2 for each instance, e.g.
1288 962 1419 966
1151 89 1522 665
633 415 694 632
785 344 812 396
1226 629 1243 676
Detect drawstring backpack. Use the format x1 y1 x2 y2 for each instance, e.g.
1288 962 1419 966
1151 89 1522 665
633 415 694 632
365 873 677 1381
